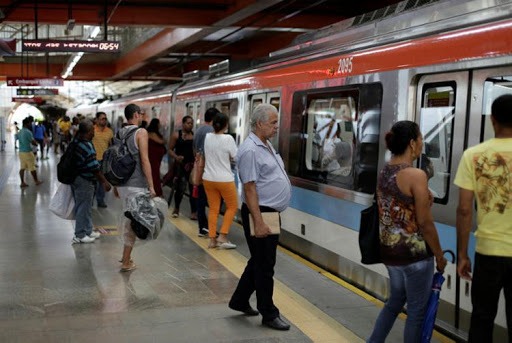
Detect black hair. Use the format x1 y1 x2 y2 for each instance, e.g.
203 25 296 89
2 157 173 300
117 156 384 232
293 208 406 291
182 115 193 124
204 107 220 123
385 120 420 155
96 111 107 119
212 112 228 133
78 119 94 135
147 118 162 138
420 153 434 179
491 94 512 128
124 104 141 121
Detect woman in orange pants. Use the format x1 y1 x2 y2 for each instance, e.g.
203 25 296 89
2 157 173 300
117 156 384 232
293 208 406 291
202 112 238 249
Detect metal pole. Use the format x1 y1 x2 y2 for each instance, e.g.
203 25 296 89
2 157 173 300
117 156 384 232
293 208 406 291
34 0 38 39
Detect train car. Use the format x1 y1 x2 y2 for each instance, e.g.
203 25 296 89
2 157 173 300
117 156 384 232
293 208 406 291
168 0 512 340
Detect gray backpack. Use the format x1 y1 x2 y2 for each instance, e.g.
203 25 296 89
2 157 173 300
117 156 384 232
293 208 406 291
101 127 137 186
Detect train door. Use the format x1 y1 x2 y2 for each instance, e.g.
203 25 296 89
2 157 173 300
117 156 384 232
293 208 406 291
248 92 281 148
206 98 240 144
463 67 512 339
416 72 469 335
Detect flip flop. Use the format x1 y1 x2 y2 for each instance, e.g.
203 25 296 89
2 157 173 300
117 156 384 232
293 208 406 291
120 263 137 272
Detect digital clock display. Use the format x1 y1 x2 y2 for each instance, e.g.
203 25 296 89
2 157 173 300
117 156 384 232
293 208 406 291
22 40 120 53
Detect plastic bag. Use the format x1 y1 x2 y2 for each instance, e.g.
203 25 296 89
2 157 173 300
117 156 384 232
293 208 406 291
123 193 168 240
49 183 75 220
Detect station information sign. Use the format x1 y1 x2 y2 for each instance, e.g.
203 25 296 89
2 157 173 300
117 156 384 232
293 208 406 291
16 88 58 96
22 39 120 53
12 97 43 104
7 78 63 87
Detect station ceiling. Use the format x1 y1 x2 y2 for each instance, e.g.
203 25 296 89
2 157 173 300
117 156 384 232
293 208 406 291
0 0 404 102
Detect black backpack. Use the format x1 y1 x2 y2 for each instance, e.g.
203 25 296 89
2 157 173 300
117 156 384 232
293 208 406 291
57 141 78 185
101 127 138 186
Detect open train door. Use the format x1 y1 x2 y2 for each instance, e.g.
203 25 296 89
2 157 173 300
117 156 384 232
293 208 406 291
463 66 512 341
416 71 470 339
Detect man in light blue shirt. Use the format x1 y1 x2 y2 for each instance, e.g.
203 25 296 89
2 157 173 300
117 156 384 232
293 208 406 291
229 104 292 331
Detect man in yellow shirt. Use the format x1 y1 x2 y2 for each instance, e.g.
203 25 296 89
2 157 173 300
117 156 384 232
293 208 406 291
92 112 113 208
454 94 512 342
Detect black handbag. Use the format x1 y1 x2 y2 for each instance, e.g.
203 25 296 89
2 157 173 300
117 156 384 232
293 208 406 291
359 194 381 264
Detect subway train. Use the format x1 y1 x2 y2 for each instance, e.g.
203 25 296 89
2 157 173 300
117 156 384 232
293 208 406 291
66 0 512 340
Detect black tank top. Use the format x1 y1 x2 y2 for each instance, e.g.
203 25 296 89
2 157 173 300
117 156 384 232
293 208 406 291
175 130 194 164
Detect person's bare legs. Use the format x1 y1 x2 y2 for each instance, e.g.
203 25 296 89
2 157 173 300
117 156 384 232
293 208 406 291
120 224 136 271
19 169 28 187
30 170 43 185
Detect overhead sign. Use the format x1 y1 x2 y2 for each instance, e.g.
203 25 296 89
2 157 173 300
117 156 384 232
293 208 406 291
22 39 120 53
7 78 63 87
17 88 58 96
12 97 43 104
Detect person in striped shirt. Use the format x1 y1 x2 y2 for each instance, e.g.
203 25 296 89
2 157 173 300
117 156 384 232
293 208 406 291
71 120 111 244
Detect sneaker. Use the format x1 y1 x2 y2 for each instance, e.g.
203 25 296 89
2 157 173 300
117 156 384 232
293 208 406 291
217 241 237 249
72 235 95 244
198 228 209 237
172 209 179 218
89 231 101 239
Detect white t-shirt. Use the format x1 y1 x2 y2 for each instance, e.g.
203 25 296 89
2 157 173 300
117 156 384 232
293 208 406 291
203 133 237 182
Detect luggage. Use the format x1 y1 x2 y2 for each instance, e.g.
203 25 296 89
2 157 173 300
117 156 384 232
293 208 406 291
49 183 75 220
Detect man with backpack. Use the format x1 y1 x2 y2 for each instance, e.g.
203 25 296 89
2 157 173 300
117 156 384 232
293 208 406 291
71 120 111 244
114 104 155 272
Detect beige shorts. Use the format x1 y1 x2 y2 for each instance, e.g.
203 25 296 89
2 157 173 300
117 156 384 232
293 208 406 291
19 152 36 172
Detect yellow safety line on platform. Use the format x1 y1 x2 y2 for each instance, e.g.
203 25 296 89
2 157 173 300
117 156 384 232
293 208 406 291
277 247 454 343
169 216 363 343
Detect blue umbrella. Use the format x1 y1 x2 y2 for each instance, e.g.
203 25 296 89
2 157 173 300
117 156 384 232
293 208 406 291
421 250 454 343
421 272 445 343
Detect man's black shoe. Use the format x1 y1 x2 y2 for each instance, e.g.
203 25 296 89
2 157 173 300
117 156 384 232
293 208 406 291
228 302 259 316
262 317 290 331
97 203 107 208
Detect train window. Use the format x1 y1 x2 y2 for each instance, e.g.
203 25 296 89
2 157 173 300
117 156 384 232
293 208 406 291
269 97 280 112
419 82 456 204
206 99 239 139
288 83 382 194
481 76 512 142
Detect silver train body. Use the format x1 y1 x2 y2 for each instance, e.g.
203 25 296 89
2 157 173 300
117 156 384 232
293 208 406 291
66 0 512 339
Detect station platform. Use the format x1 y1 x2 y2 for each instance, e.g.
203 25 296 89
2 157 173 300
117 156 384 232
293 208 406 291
0 143 452 343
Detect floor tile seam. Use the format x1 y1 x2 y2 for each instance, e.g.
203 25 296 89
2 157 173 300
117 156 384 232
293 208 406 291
168 215 364 343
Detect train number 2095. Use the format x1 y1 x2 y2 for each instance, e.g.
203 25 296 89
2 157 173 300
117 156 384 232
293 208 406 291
337 57 353 74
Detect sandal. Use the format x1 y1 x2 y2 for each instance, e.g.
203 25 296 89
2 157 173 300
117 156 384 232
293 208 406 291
120 262 137 272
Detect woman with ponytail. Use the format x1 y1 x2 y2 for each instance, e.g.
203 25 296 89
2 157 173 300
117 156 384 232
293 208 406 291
202 112 238 249
367 120 447 343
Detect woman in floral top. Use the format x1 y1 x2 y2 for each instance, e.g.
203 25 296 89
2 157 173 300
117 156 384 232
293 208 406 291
367 121 447 343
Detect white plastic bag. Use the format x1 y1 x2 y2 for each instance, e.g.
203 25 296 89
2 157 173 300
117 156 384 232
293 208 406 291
49 183 75 220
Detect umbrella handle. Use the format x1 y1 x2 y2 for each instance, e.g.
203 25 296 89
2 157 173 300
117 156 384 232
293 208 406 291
443 249 455 264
